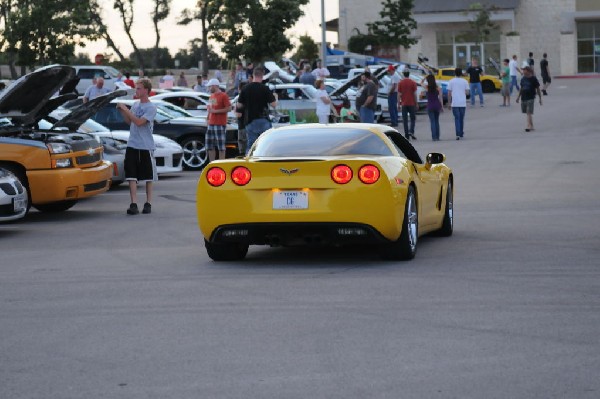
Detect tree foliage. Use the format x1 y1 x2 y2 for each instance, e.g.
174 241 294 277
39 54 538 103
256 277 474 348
347 33 380 54
113 0 145 69
0 0 101 77
291 34 318 63
129 47 173 70
212 0 310 63
366 0 417 49
173 38 224 69
467 2 499 45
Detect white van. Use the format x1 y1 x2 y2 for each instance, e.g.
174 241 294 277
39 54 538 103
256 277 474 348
72 65 121 94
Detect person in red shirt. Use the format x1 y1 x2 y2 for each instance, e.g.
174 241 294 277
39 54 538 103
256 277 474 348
206 79 231 162
123 72 135 88
397 69 418 140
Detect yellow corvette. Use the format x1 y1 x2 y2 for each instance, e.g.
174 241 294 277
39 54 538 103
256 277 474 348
436 67 502 93
196 123 453 261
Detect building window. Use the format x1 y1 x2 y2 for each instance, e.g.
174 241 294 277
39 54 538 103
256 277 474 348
435 31 501 71
577 21 600 73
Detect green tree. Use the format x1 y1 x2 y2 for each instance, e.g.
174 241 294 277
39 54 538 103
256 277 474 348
130 47 173 70
212 0 310 63
467 2 499 45
173 38 224 69
0 0 101 77
151 0 171 69
178 0 225 75
366 0 417 49
292 34 319 63
347 32 380 55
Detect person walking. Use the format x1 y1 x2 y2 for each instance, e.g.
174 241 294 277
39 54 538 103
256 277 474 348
355 71 378 123
315 79 331 124
500 58 511 107
466 58 484 107
206 79 231 162
177 72 188 87
447 68 470 140
540 53 551 95
527 52 535 72
386 65 400 127
237 67 277 154
424 75 443 141
516 66 542 132
397 69 418 140
116 79 157 215
509 55 522 94
83 77 111 103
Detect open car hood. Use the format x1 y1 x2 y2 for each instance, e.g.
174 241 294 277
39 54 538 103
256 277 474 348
329 66 387 98
0 65 75 126
52 90 128 131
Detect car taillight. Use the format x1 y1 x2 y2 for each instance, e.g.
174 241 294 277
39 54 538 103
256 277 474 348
331 165 353 184
358 165 380 184
206 167 226 186
231 166 251 186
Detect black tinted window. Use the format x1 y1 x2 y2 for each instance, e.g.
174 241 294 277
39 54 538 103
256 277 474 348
252 128 393 157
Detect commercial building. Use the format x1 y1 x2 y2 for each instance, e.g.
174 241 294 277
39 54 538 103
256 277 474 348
337 0 600 75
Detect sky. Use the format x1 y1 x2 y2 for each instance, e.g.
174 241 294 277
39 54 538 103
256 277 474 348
79 0 340 63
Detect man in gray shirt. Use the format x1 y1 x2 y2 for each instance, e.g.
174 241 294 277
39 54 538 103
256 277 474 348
83 77 111 103
117 78 157 215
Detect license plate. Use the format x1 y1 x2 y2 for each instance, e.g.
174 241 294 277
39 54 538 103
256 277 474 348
273 190 308 210
14 194 27 212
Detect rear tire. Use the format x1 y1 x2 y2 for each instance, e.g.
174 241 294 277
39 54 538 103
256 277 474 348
205 239 249 261
34 200 77 213
482 80 495 93
381 185 418 260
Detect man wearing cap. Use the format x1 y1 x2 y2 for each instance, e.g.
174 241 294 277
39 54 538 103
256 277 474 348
386 65 401 127
515 66 542 132
206 78 231 162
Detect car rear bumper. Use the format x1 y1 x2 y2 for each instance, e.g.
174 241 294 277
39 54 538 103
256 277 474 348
27 161 112 204
208 222 392 246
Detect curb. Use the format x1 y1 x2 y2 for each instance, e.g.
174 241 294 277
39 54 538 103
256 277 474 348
555 74 600 79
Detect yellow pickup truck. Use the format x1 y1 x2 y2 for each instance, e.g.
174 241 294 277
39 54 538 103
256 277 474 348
0 65 112 215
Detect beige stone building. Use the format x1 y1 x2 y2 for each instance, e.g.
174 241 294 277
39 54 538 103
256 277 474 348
337 0 600 75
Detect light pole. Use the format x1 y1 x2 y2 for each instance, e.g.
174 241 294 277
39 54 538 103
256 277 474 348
321 0 327 66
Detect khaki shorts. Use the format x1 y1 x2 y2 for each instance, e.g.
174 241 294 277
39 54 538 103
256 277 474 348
501 82 510 97
521 99 535 114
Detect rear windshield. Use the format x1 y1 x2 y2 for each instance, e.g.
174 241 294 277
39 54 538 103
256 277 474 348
252 127 393 157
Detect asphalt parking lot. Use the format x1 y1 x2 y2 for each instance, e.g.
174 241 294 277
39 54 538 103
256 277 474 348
1 78 600 398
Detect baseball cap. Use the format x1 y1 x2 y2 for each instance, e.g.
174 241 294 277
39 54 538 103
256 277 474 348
387 65 395 72
207 78 220 86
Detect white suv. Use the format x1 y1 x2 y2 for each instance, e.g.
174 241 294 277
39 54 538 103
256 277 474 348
73 65 121 94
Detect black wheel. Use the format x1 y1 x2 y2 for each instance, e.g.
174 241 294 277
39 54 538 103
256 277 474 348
181 136 208 170
204 239 249 261
381 185 418 260
1 163 31 214
482 80 495 93
438 179 453 236
34 200 77 213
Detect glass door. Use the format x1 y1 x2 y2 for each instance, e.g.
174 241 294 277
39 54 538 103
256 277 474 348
455 43 484 69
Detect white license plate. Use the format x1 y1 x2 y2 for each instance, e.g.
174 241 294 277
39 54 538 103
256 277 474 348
273 190 308 210
14 194 27 212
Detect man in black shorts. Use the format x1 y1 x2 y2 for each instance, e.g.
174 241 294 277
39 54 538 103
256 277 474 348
540 53 551 95
117 79 158 215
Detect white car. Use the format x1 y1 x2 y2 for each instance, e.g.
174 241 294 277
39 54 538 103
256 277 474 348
0 167 28 222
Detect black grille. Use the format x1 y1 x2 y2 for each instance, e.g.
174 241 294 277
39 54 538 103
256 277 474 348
76 153 102 165
0 182 16 195
155 157 165 167
0 203 16 216
84 180 108 192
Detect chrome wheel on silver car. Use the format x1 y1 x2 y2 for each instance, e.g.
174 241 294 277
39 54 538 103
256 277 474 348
181 136 208 170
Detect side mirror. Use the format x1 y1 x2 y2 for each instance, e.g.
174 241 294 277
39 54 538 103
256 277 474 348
426 152 445 165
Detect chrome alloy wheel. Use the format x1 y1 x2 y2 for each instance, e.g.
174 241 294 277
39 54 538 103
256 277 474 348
182 137 207 170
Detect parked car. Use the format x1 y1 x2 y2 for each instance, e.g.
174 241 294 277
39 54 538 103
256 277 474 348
90 98 239 170
197 123 453 261
0 65 112 215
0 167 28 222
72 65 122 95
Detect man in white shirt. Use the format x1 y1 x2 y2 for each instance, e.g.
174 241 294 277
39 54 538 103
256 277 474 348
311 60 330 80
447 68 470 140
509 55 522 94
386 65 401 127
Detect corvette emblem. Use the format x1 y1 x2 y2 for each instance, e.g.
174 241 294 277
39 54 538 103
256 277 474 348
280 168 299 175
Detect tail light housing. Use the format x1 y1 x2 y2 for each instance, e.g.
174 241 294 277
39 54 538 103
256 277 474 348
331 164 353 184
231 166 251 186
206 167 226 187
358 165 380 184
